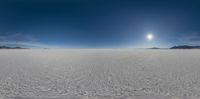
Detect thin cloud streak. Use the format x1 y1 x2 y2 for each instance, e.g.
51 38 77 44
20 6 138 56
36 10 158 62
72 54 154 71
177 33 200 45
0 33 60 48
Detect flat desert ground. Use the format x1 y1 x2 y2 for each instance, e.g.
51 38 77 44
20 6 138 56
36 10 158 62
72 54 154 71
0 49 200 99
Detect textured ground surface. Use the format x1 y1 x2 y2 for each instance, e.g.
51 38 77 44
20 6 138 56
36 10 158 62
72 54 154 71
0 49 199 99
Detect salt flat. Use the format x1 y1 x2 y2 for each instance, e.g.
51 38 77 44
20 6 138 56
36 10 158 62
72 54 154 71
0 49 200 99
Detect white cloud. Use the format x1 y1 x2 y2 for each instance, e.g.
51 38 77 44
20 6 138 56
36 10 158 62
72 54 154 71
176 32 200 45
0 32 58 48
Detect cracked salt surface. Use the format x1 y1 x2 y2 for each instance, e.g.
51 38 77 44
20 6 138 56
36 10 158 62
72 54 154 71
0 49 199 99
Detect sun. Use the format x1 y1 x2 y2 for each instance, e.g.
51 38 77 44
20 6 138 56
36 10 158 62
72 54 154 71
146 33 154 41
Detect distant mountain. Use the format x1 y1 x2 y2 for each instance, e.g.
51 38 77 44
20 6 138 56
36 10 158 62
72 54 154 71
149 47 161 49
170 45 200 49
0 46 27 49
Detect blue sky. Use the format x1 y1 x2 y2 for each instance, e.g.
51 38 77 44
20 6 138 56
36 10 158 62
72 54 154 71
0 0 200 48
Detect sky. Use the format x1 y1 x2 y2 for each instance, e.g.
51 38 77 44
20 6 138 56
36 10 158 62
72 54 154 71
0 0 200 48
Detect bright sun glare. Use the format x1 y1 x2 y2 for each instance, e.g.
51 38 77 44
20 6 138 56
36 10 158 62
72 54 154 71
146 33 154 41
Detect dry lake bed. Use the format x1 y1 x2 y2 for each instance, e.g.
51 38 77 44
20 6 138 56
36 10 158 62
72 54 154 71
0 49 200 99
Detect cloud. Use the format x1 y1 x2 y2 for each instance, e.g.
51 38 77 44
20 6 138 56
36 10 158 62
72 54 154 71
0 32 56 48
176 32 200 45
0 32 36 41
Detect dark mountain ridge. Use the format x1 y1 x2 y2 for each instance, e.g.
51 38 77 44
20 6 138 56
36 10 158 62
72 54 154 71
170 45 200 49
0 46 27 49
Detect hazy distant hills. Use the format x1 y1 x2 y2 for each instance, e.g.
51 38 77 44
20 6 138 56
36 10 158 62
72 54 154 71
0 45 200 49
0 46 27 49
150 45 200 49
170 45 200 49
149 47 162 49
